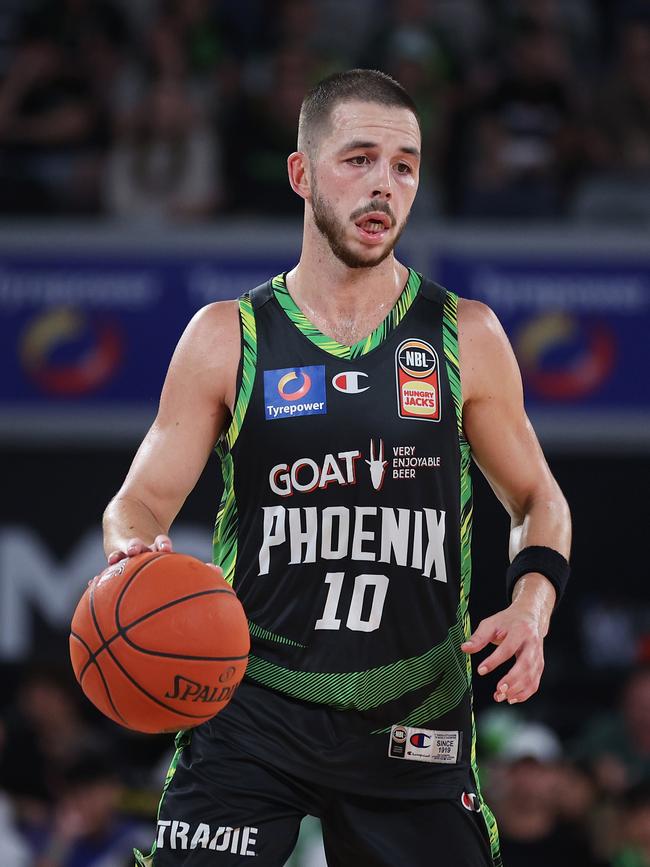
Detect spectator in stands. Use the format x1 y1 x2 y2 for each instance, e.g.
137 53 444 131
493 0 598 72
0 36 107 215
609 783 650 867
573 18 650 222
145 0 231 103
459 17 579 218
21 750 150 867
0 0 131 215
221 46 316 215
360 0 461 96
0 722 30 867
0 663 108 823
358 0 460 217
489 721 605 867
265 0 342 71
104 75 220 223
574 665 650 795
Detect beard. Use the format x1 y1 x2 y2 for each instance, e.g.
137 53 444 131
311 183 409 270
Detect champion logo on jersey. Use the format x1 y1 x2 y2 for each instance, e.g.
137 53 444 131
332 371 369 394
264 366 327 420
461 792 481 812
395 338 441 422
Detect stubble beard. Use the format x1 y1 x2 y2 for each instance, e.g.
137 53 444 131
311 184 409 270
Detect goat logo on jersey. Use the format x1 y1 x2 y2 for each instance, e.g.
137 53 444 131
366 438 388 490
268 438 389 497
395 338 441 422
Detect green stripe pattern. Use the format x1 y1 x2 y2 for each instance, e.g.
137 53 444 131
443 291 501 865
134 729 191 866
442 291 473 623
213 296 257 584
248 621 306 648
271 269 421 359
212 451 236 585
246 604 466 713
224 295 257 451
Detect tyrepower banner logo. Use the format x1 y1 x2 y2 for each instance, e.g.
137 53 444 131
264 365 327 420
395 338 441 422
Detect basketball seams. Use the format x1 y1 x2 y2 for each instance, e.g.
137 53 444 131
71 631 127 724
104 587 244 661
89 579 219 722
118 587 233 636
78 552 169 680
75 602 129 724
80 559 244 673
72 551 249 730
119 590 246 660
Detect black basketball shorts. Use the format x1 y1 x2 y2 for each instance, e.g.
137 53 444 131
134 726 501 867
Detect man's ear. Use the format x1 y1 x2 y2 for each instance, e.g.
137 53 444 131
287 152 311 200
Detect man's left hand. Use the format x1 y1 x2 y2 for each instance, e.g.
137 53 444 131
461 602 547 704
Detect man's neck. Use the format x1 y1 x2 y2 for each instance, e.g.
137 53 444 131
284 224 409 345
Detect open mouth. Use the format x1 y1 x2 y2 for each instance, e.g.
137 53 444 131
354 212 392 242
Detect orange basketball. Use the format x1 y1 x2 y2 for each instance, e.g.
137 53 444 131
69 551 249 733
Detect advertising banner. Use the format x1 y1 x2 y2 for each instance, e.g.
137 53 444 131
436 254 650 417
0 253 291 411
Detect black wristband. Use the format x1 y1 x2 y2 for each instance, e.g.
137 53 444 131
506 545 570 609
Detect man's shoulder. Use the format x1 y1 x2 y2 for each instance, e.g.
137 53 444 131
457 296 503 338
179 300 241 363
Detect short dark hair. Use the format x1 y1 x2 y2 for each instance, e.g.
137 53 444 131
297 68 420 155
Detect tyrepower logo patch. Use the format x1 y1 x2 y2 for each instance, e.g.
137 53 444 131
264 366 326 420
395 338 441 422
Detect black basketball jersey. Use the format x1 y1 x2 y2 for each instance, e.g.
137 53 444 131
209 268 490 807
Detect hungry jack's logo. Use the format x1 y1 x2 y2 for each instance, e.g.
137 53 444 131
395 338 441 422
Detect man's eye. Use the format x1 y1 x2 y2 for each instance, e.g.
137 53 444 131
348 156 370 165
396 162 412 174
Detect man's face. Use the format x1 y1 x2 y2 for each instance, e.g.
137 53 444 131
307 100 421 269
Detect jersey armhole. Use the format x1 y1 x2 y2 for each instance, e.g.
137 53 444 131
216 294 257 458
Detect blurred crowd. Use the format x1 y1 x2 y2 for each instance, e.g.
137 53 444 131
1 661 650 866
0 0 649 223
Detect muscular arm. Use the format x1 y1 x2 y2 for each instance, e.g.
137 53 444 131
457 298 571 703
103 300 240 561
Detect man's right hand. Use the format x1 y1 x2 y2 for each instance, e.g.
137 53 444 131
107 534 173 565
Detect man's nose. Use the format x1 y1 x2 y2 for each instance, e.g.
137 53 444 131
370 160 392 199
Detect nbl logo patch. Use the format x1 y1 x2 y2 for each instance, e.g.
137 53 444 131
264 365 327 420
395 338 441 422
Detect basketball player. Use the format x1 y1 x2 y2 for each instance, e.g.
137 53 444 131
103 70 571 866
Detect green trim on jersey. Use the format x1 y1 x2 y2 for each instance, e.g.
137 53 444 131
441 290 472 629
271 269 421 359
134 729 192 866
212 450 237 585
248 621 306 648
442 292 501 864
478 751 503 865
442 291 464 442
213 296 257 583
246 603 467 713
224 295 257 452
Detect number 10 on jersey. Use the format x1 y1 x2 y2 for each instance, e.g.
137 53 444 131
315 572 389 632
